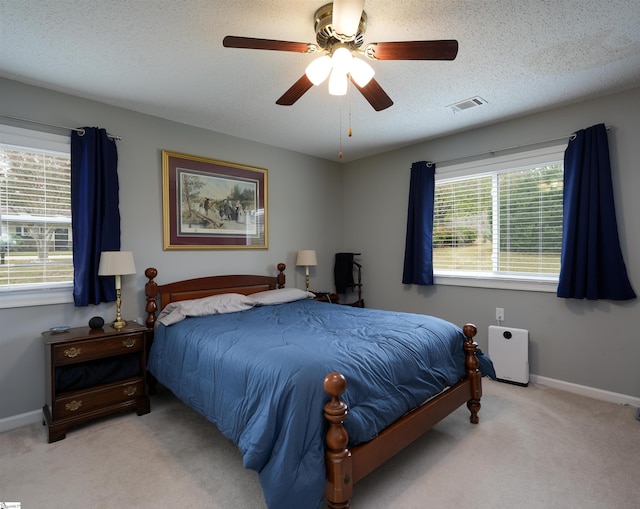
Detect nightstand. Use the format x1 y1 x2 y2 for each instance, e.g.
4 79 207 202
42 321 150 443
313 291 340 304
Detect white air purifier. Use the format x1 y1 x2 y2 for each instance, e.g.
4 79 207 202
488 326 529 386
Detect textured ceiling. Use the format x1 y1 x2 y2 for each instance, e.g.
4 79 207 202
1 0 639 162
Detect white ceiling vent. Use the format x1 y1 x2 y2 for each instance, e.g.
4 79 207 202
447 96 487 113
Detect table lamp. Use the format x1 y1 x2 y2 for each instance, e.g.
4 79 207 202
296 249 317 291
98 250 137 330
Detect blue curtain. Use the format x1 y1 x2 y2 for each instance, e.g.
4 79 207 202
557 123 635 300
402 161 435 285
71 128 121 306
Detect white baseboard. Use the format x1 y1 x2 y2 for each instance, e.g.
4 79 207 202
529 374 640 407
0 409 42 433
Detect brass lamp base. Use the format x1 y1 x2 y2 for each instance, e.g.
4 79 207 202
112 317 127 330
112 288 126 329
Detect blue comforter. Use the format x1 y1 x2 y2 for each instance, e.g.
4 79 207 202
148 299 492 509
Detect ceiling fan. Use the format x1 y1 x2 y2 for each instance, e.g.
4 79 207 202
223 0 458 111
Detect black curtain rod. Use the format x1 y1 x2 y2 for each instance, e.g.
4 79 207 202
1 114 122 141
427 125 613 169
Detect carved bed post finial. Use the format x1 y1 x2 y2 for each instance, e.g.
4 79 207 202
144 267 159 329
277 263 286 288
462 323 482 424
324 372 353 509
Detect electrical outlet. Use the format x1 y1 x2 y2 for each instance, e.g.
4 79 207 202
496 307 505 321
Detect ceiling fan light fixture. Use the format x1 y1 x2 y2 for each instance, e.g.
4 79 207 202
305 55 332 85
349 56 375 87
331 46 353 74
224 2 458 112
328 69 348 96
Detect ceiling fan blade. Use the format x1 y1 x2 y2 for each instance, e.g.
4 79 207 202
223 36 314 53
276 75 314 106
365 40 459 61
351 77 394 111
332 0 365 38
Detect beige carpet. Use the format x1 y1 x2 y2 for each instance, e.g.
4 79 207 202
1 380 638 509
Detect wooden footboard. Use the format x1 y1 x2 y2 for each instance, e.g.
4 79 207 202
323 323 481 509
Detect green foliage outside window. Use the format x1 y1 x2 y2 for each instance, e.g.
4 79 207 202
433 162 563 277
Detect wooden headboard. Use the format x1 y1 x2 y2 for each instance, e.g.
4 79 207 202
144 263 286 328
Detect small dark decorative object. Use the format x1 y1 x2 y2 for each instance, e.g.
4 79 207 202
88 316 105 329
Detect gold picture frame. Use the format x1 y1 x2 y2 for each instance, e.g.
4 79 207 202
162 150 268 250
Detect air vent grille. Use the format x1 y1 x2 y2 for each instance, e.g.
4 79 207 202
447 96 487 113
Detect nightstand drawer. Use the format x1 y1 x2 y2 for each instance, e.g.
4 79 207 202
54 378 144 419
53 333 144 365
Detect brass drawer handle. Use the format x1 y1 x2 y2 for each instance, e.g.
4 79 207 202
65 400 82 412
124 386 138 397
63 347 82 358
122 337 137 348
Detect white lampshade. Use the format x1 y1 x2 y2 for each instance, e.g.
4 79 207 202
305 55 332 86
349 57 375 87
296 250 317 267
98 251 136 277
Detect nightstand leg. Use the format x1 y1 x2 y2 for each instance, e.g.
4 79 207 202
136 397 151 416
43 405 66 443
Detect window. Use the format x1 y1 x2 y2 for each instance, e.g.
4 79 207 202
0 125 73 307
433 145 565 291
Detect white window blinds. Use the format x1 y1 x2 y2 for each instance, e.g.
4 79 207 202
0 125 72 291
433 147 564 283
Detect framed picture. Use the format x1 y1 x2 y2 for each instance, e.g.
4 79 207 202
162 150 268 250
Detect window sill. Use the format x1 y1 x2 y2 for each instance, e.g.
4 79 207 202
434 274 557 293
0 285 74 309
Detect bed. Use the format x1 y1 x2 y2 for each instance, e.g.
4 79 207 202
144 263 493 509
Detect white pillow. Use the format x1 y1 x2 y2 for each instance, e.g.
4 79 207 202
157 293 255 326
250 287 315 306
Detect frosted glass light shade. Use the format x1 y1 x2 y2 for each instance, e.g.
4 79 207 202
349 57 375 87
305 55 332 85
332 0 365 37
331 46 353 74
328 70 348 96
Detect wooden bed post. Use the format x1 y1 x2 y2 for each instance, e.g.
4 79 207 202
324 372 353 509
276 263 286 288
462 323 482 424
144 267 159 329
143 267 160 394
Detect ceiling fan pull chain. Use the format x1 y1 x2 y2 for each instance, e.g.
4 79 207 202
348 82 353 138
339 99 344 159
